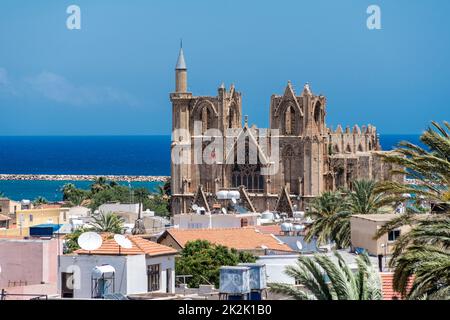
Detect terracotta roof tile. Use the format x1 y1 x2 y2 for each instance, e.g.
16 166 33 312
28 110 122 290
166 227 294 252
380 272 414 300
75 235 177 257
255 224 282 235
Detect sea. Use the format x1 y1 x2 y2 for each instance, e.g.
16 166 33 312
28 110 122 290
0 134 421 201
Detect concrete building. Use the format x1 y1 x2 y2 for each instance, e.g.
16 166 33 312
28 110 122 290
350 214 417 256
98 203 140 215
158 227 294 255
59 235 177 299
0 214 11 229
0 198 20 216
173 213 259 229
0 237 61 298
170 46 402 216
257 250 379 285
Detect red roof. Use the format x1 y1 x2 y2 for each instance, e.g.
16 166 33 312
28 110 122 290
164 227 294 252
255 224 282 235
380 272 414 300
75 235 177 257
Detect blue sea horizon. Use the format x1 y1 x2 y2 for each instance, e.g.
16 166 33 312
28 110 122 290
0 134 421 201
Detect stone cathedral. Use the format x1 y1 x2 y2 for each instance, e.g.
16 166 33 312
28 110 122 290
170 47 399 215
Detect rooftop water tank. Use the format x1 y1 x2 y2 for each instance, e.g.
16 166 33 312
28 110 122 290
216 190 229 200
293 224 305 232
219 266 250 295
280 222 293 232
92 265 116 280
260 211 274 221
238 263 267 290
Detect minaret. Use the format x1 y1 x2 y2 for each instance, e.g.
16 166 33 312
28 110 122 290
175 41 187 93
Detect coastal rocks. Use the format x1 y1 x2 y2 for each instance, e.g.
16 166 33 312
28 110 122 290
0 174 169 182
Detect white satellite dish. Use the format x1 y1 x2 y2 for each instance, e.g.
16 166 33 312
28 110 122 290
221 207 227 215
78 232 102 251
260 245 268 250
231 197 237 204
192 204 199 211
296 240 303 251
114 234 133 249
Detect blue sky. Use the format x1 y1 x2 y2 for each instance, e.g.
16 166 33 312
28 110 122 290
0 0 449 135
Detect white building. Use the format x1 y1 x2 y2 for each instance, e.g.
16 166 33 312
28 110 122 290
257 251 380 285
59 235 177 299
67 206 90 218
98 203 141 215
173 213 259 229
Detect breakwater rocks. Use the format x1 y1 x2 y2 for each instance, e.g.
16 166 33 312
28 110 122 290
0 174 169 182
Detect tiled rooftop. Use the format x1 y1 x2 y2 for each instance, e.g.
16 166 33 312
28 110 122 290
380 272 414 300
75 235 177 257
165 227 294 252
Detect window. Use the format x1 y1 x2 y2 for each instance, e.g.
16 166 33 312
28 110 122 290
29 214 33 222
388 230 401 242
241 218 248 227
187 223 202 229
147 264 160 292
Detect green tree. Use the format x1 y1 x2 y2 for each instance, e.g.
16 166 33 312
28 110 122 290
132 187 150 235
269 252 382 300
91 177 110 194
175 240 256 288
89 212 125 234
305 180 387 249
375 121 450 299
33 196 48 207
304 191 348 248
389 214 450 300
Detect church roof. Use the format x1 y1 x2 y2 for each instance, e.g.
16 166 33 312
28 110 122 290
176 47 187 70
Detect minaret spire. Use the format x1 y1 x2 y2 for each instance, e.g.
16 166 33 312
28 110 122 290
175 41 188 92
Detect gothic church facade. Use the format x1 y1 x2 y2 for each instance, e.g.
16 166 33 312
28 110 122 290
170 47 399 215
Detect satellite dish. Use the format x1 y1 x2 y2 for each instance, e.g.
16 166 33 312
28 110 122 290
231 197 237 204
260 245 268 250
296 240 303 251
221 208 227 215
78 232 102 251
114 234 132 249
192 204 199 211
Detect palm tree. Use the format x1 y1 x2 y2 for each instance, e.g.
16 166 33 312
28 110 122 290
269 252 382 300
305 180 387 249
61 183 77 201
33 196 48 207
91 177 110 194
375 121 450 205
131 187 150 235
374 121 450 299
304 191 348 248
89 211 125 234
377 214 450 299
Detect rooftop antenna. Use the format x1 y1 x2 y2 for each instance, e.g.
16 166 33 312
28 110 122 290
180 38 183 49
78 232 102 254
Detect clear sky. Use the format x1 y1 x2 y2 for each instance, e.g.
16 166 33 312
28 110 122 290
0 0 449 135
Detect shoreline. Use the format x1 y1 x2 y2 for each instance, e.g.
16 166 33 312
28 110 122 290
0 174 169 182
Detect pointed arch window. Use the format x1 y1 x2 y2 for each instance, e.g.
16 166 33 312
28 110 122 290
284 105 296 135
